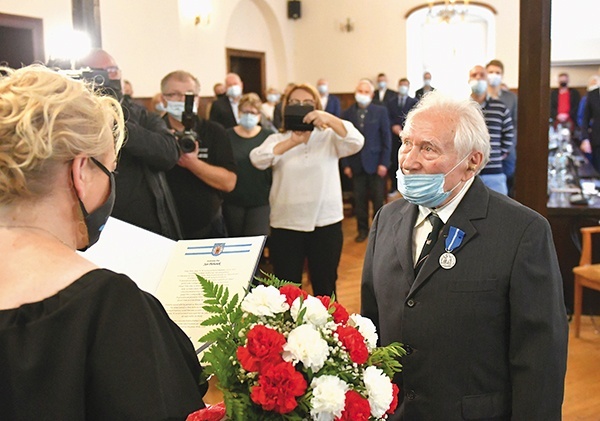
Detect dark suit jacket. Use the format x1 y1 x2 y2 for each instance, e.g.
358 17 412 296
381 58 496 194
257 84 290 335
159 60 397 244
415 86 435 100
361 177 568 421
208 95 237 129
550 87 581 125
373 88 397 106
341 103 391 174
324 94 341 117
582 88 600 146
387 95 418 129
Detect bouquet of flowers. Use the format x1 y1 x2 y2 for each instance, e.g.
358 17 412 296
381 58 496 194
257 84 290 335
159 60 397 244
192 274 405 421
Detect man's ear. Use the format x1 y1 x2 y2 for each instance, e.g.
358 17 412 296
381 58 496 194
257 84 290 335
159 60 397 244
465 152 484 177
71 156 88 200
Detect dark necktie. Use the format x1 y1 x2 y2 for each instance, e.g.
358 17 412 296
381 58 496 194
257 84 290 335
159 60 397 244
414 213 444 276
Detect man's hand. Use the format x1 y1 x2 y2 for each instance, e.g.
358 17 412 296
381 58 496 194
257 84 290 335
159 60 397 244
344 167 353 179
377 165 388 178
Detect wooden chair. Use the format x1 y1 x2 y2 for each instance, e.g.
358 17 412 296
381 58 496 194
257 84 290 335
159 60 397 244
572 226 600 337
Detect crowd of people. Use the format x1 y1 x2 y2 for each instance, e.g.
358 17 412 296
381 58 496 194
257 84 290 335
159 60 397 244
0 50 576 419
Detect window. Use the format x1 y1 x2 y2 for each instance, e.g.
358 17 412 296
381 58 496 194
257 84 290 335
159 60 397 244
406 4 496 98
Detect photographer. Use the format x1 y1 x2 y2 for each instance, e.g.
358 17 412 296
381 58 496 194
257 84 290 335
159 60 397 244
249 83 364 296
160 70 237 239
78 49 183 239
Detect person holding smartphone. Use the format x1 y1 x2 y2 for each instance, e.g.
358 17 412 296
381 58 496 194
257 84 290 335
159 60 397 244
250 83 364 296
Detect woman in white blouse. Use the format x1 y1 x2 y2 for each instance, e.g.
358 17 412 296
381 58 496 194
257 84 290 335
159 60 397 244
250 83 364 296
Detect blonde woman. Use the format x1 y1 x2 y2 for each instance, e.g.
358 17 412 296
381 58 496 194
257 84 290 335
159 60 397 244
0 66 206 419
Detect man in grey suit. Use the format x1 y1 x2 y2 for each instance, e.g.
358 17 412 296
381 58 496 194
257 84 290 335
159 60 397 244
361 91 568 420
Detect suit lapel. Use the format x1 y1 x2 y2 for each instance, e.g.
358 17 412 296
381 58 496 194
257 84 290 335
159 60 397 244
391 202 419 290
408 177 490 297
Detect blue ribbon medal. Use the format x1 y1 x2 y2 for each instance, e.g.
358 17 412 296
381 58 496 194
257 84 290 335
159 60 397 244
439 226 465 269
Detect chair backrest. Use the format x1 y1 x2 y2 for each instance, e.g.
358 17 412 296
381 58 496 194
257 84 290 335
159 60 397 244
578 226 600 266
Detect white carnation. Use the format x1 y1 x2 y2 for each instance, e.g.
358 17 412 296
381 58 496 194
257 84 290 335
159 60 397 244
240 285 288 317
349 314 378 350
282 324 329 372
309 375 349 421
363 366 394 418
290 295 330 326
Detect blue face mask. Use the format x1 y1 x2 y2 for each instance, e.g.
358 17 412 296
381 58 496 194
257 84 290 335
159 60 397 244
165 100 198 122
469 79 488 96
396 155 469 208
239 113 260 129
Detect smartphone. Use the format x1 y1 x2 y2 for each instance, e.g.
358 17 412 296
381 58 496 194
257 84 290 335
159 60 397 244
284 104 314 131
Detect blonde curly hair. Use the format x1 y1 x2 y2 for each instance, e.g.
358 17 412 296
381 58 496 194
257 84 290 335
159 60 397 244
0 65 124 205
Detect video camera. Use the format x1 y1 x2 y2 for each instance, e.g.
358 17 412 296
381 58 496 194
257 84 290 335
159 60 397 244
55 67 123 100
174 93 199 154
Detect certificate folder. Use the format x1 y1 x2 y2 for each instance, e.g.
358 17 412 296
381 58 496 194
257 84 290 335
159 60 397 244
81 217 266 352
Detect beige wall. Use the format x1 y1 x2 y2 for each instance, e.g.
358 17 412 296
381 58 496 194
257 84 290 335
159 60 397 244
1 0 597 98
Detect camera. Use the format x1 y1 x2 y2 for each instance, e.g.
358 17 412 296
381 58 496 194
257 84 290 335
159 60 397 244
174 93 199 153
284 104 314 132
55 67 123 100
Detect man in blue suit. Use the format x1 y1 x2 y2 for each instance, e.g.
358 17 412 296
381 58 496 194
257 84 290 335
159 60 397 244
317 78 341 117
387 78 418 195
342 79 391 242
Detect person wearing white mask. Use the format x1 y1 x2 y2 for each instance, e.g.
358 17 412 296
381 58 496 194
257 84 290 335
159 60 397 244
261 87 281 122
373 72 397 106
468 65 514 195
160 70 237 239
209 72 245 129
224 93 273 237
415 71 435 100
387 78 418 197
341 79 392 242
486 59 518 197
316 78 342 117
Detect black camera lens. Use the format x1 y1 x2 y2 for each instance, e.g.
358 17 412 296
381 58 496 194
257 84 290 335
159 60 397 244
178 134 196 153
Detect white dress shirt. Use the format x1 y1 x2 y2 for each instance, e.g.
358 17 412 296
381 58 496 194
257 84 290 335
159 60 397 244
412 177 475 265
250 121 364 231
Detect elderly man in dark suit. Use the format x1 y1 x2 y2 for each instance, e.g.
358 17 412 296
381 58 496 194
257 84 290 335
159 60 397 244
362 91 568 420
342 79 391 242
209 72 243 129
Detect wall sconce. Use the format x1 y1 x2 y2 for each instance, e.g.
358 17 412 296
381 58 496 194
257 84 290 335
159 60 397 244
340 18 354 33
194 13 211 26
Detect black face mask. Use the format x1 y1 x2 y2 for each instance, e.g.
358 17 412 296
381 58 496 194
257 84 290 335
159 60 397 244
559 81 568 88
75 157 116 251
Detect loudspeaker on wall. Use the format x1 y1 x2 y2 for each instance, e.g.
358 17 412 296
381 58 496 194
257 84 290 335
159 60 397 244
288 1 301 20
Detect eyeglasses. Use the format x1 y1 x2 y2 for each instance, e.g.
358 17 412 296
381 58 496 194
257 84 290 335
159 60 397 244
288 99 316 107
91 66 120 79
162 92 198 101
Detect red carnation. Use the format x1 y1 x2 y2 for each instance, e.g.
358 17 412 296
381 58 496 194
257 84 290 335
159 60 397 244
337 390 371 421
236 325 286 372
387 383 400 414
279 284 308 306
336 325 369 364
318 296 350 324
186 402 226 421
250 361 307 414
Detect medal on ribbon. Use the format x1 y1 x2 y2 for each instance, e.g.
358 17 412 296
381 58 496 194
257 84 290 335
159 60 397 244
439 226 465 269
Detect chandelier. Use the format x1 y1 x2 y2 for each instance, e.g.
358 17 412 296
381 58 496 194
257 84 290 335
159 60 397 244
427 0 470 23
